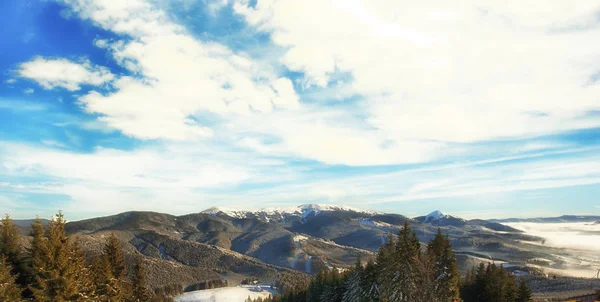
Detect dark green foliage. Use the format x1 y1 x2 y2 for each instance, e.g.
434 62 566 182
460 263 519 302
276 223 527 302
516 280 532 302
425 228 460 301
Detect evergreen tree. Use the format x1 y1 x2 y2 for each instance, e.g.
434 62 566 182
93 232 129 301
0 214 21 267
516 280 532 302
307 269 326 301
0 255 22 301
131 255 151 302
321 267 344 302
426 229 460 301
342 259 362 302
386 221 421 302
104 233 126 279
1 214 30 297
27 217 47 298
360 259 379 301
460 262 520 302
30 212 95 301
375 232 396 300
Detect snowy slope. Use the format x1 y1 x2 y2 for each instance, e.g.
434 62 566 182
203 204 378 221
424 210 448 222
175 285 274 302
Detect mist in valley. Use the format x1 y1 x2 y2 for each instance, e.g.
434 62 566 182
506 222 600 278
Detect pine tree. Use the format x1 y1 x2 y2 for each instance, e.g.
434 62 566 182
30 212 95 301
426 229 460 301
342 259 362 302
307 269 326 301
321 267 344 302
93 232 129 301
131 255 151 302
27 217 47 298
104 233 126 279
0 255 22 301
376 232 396 300
360 259 379 301
384 221 421 302
0 214 21 267
1 214 29 297
516 280 532 302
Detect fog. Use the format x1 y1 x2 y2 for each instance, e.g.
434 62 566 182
506 222 600 252
506 222 600 277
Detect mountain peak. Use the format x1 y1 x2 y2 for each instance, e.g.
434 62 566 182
201 204 378 221
425 210 447 222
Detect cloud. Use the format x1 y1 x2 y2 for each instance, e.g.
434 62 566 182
56 0 304 141
17 57 114 91
234 0 600 142
4 0 600 218
23 88 35 94
0 140 273 216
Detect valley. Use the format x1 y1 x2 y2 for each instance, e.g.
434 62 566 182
11 204 599 300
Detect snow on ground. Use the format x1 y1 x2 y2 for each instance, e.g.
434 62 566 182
293 235 309 242
175 285 275 302
358 218 393 229
290 235 308 268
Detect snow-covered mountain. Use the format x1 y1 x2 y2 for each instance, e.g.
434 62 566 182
423 210 448 222
414 210 466 226
202 204 379 222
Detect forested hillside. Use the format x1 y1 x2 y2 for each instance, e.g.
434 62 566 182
247 222 533 302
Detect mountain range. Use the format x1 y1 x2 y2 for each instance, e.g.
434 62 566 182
14 205 600 293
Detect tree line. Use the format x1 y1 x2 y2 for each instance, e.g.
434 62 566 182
0 213 169 301
250 221 533 302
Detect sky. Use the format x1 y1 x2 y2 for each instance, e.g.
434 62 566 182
0 0 599 220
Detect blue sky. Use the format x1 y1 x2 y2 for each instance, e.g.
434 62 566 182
1 0 599 220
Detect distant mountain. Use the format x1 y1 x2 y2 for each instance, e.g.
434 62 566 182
414 210 467 227
466 219 523 233
13 218 49 235
202 204 378 222
491 215 600 223
15 204 582 293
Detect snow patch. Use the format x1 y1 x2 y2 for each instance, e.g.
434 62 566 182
175 285 274 302
358 218 393 229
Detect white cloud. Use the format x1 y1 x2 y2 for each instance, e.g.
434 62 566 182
51 0 442 164
234 0 600 143
17 57 114 91
57 0 305 141
0 141 275 216
23 88 35 94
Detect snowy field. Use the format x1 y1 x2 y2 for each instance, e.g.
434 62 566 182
175 285 275 302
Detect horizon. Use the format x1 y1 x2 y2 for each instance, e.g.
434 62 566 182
1 1 600 220
9 203 600 222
